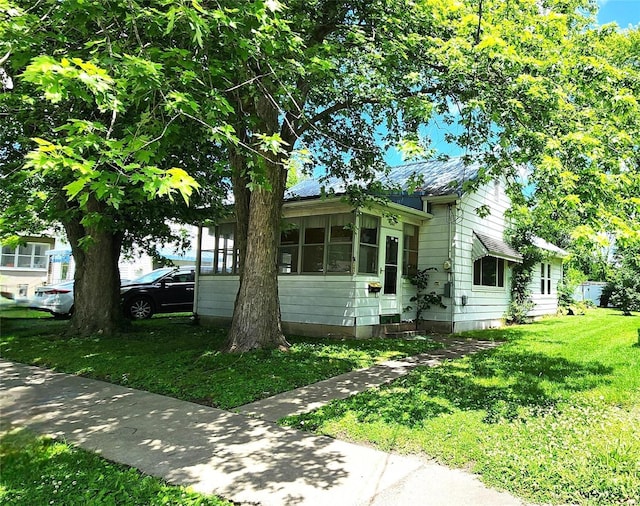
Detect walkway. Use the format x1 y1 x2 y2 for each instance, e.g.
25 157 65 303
238 338 500 421
0 338 529 506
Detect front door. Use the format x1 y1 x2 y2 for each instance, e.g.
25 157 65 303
380 232 401 316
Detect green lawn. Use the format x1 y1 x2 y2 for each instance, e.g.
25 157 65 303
2 309 638 505
0 312 442 409
0 428 231 505
283 309 640 506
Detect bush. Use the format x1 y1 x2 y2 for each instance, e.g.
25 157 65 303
609 266 640 316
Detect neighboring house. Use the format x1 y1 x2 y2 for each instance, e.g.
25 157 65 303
196 158 567 336
0 236 55 299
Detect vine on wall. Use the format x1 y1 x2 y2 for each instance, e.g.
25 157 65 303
405 267 447 324
506 230 542 324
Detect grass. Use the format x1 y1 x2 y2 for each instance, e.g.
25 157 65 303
0 428 231 505
3 308 638 505
283 309 640 506
0 312 442 409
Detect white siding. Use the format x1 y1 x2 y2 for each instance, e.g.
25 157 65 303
528 259 563 317
197 276 239 317
452 181 513 329
197 274 389 328
416 203 454 324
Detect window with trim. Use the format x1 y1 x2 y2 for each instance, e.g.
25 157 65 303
279 213 354 274
327 214 353 272
302 215 327 273
402 224 419 276
1 242 50 269
358 215 379 274
473 256 505 287
278 218 300 274
541 263 552 294
214 223 237 274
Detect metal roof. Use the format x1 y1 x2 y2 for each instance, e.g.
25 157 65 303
285 158 480 200
532 237 569 258
473 232 524 263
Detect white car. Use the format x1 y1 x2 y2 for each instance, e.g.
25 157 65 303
29 281 75 318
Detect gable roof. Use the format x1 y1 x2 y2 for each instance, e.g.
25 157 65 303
285 157 480 201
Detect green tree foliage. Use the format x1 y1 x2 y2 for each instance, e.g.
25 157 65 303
0 1 229 335
607 244 640 315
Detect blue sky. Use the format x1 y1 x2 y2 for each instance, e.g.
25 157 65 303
596 0 640 27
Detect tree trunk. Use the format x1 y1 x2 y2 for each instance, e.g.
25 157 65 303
225 160 290 352
64 202 124 337
225 92 292 352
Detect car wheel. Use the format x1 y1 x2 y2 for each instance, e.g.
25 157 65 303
127 297 154 319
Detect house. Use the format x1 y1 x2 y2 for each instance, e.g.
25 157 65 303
1 235 55 300
195 158 567 336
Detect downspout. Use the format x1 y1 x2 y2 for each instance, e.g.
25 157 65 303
192 224 203 324
448 202 455 333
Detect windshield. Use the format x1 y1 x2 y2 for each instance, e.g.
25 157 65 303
129 268 174 285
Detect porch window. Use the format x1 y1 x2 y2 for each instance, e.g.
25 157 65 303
473 256 505 287
402 224 419 277
280 213 355 274
327 214 353 272
214 223 237 274
301 215 327 273
358 214 379 274
1 242 49 269
541 263 552 294
278 219 300 274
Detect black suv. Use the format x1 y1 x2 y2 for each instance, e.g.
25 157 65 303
121 267 195 319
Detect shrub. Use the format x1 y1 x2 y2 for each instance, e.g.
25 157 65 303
609 266 640 316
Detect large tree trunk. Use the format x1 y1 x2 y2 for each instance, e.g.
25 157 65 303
225 159 290 352
64 200 124 337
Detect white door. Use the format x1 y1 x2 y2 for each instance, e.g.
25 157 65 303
380 231 401 315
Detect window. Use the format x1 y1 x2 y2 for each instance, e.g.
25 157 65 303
302 215 327 273
214 223 237 274
327 214 353 272
541 263 552 294
279 213 355 274
358 214 379 274
384 235 399 294
1 242 49 269
402 224 419 277
278 219 300 274
473 256 505 287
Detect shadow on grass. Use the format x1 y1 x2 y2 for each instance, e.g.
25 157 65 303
291 347 614 429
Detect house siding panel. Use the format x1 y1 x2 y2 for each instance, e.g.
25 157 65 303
452 181 513 329
528 260 563 317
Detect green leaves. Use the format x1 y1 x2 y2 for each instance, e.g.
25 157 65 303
25 127 199 211
22 56 117 111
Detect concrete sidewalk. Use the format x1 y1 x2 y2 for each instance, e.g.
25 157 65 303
238 338 500 421
0 340 528 506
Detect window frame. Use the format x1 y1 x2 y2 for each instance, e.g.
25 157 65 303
358 214 380 275
402 224 419 277
213 223 238 275
279 213 356 275
1 241 50 270
473 256 505 288
541 263 552 294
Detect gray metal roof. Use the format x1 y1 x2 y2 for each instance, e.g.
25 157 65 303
473 232 524 262
285 158 480 201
